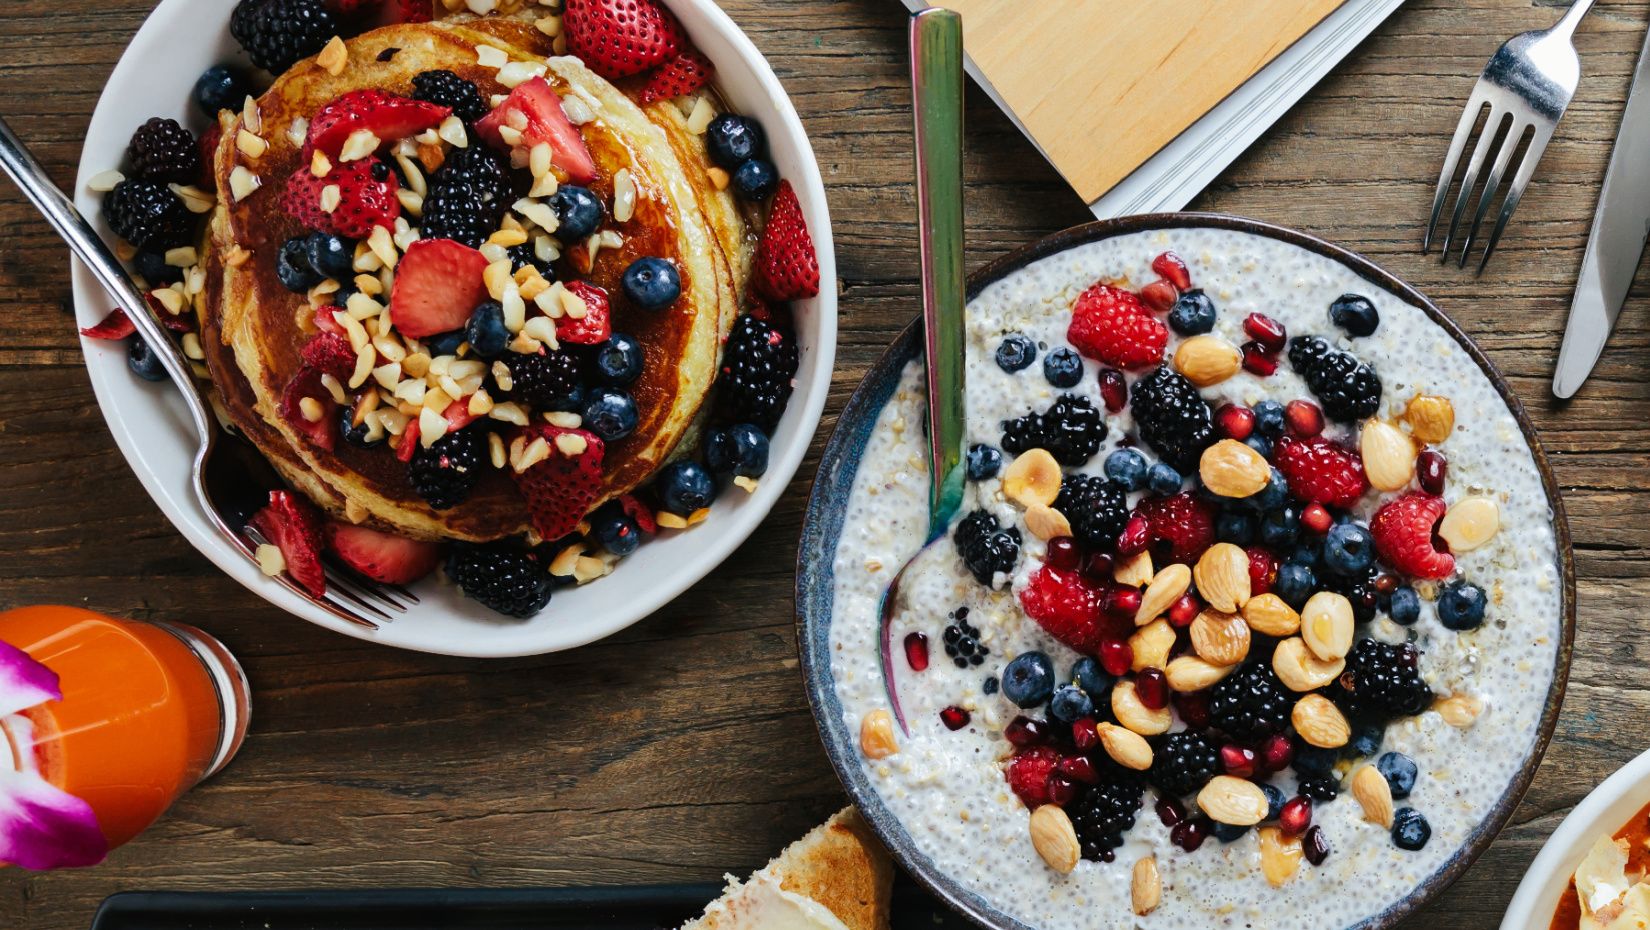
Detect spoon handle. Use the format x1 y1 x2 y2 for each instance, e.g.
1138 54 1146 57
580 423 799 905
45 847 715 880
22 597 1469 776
910 8 967 536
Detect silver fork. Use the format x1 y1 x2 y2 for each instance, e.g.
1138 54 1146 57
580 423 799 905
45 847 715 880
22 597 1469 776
0 115 413 630
1424 0 1595 271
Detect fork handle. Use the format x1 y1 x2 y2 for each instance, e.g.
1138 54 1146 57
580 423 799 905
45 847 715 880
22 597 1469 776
1551 0 1596 40
0 115 216 444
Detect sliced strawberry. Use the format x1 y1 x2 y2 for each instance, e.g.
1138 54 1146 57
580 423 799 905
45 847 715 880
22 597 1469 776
144 292 196 333
323 522 441 584
278 368 339 452
304 90 449 160
442 399 479 432
474 77 597 185
388 238 490 338
248 490 327 598
563 0 684 79
617 493 657 535
1273 435 1368 509
511 424 604 541
1005 745 1061 809
1068 283 1167 371
80 309 136 340
197 123 222 191
556 280 611 344
282 159 399 239
396 0 431 21
324 0 384 16
313 305 348 336
299 332 356 379
395 425 420 463
638 48 714 103
1135 491 1216 565
1018 565 1110 655
1371 492 1455 580
752 181 819 301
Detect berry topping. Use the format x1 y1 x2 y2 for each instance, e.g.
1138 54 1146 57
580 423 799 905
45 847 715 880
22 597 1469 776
1068 283 1167 370
1071 774 1145 860
1377 752 1418 799
80 309 138 341
446 542 554 618
282 158 400 239
1323 522 1376 577
1006 745 1061 808
582 388 639 442
1151 252 1192 290
940 706 971 730
231 0 337 74
1239 341 1278 376
655 460 717 515
512 425 606 540
1209 661 1292 741
1104 448 1148 490
298 331 355 379
1273 435 1368 508
638 48 716 103
704 114 767 169
551 185 605 241
408 426 486 509
1167 290 1217 336
127 118 201 185
1055 474 1129 550
248 490 328 597
954 510 1020 587
1019 565 1120 655
966 443 1003 481
1135 491 1216 565
1002 651 1056 707
1286 336 1382 422
503 349 583 410
474 78 597 185
411 70 489 124
1098 367 1127 413
278 368 339 451
1416 448 1447 495
420 179 502 249
1370 492 1454 579
1243 312 1287 353
1128 366 1215 473
1042 347 1084 388
1392 808 1430 851
104 180 193 250
704 423 770 478
194 66 250 119
995 334 1037 373
1333 639 1433 721
276 236 323 291
563 0 685 79
903 631 930 672
1150 731 1220 797
1329 293 1380 337
593 333 645 386
621 256 682 311
322 523 441 584
306 90 449 159
1000 394 1106 466
1437 580 1487 630
719 313 799 431
387 238 490 339
752 181 821 301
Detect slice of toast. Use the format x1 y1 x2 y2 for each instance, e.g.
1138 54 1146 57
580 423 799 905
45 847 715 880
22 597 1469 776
681 808 893 930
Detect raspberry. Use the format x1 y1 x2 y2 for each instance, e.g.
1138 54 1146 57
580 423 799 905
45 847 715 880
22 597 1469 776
1149 732 1220 797
1070 774 1145 859
1370 492 1455 579
1333 639 1433 721
1000 394 1106 466
1286 336 1382 422
1208 661 1292 741
1128 366 1214 473
1054 474 1129 549
1273 435 1368 508
127 117 201 184
953 510 1020 587
720 314 799 431
411 69 489 123
1135 492 1216 565
1067 283 1167 370
1019 565 1122 655
446 542 554 618
1007 745 1061 808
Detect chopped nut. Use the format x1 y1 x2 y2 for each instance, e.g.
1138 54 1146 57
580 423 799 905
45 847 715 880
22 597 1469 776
255 543 286 576
1024 503 1072 541
1272 636 1346 692
1436 693 1484 728
87 169 124 192
1113 550 1153 586
1128 618 1176 671
317 35 348 75
1300 591 1354 661
1002 448 1062 507
1438 496 1500 552
1405 394 1455 443
1259 827 1302 887
1111 680 1171 735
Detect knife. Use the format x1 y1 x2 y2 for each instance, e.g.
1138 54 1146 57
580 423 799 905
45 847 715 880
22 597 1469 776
1553 22 1650 398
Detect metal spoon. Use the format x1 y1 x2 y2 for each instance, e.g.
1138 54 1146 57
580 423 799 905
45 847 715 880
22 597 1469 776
876 7 967 734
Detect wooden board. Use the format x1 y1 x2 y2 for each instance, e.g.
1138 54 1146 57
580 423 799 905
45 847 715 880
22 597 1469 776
937 0 1349 202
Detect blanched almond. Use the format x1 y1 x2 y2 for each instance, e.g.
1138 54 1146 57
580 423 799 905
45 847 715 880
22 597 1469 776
1003 448 1062 507
1259 826 1302 887
1190 609 1250 666
1438 496 1499 552
1131 856 1161 916
1405 394 1455 443
1112 680 1172 735
1351 764 1395 827
1134 563 1191 626
1199 439 1271 499
1291 694 1350 748
1166 655 1236 692
1300 591 1354 661
1113 550 1154 586
1025 503 1073 541
1194 541 1252 612
1128 619 1176 671
1197 775 1269 825
1273 636 1346 692
859 710 897 760
1029 805 1080 874
1242 593 1301 637
1099 722 1154 770
1436 693 1485 728
1174 334 1241 387
1361 419 1416 492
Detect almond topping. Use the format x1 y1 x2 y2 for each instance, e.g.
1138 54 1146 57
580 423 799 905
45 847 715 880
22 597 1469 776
1300 591 1354 661
1405 393 1455 443
1002 448 1062 508
1351 764 1395 827
1197 775 1269 825
1165 655 1235 692
1436 693 1484 728
1131 856 1161 916
1098 722 1154 770
1128 619 1176 672
1029 805 1080 874
1272 636 1346 692
1360 419 1416 492
1259 826 1302 887
317 35 348 75
1242 593 1301 637
1193 541 1252 612
1113 550 1154 586
1292 694 1350 748
1134 563 1191 626
859 709 897 760
1199 438 1271 498
1024 503 1072 541
1111 680 1172 735
1173 334 1241 387
1190 609 1251 667
1438 496 1499 552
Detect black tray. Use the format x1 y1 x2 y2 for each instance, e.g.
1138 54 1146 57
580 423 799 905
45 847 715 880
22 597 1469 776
90 880 976 930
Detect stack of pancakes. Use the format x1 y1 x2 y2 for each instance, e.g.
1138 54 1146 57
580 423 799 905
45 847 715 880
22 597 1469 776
197 17 750 541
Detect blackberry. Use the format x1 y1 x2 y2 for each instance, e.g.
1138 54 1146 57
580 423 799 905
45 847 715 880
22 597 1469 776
1070 773 1145 860
104 179 194 249
1208 661 1292 741
434 145 516 208
1128 367 1214 473
1320 565 1380 624
411 69 489 123
1332 639 1432 721
408 427 486 509
953 510 1020 588
127 117 200 184
1054 474 1129 549
942 610 988 668
1149 731 1221 797
1286 336 1381 422
503 350 583 409
719 314 798 431
421 179 503 248
507 242 556 279
233 0 337 74
1000 394 1106 466
1298 774 1340 802
446 542 554 618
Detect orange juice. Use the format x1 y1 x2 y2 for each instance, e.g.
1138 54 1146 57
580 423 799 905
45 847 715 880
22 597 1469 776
0 606 249 852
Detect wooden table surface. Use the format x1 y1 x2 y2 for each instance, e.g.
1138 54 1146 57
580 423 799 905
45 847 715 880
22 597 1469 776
2 0 1647 926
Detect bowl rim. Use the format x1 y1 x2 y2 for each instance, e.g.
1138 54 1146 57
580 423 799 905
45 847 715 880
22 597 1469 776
796 211 1576 930
68 0 837 657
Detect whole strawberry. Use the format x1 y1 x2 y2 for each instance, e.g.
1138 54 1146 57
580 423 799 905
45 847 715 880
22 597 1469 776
564 0 684 79
1370 492 1455 579
1273 435 1368 508
752 181 820 301
512 425 605 542
638 49 715 103
282 159 399 238
1068 283 1167 370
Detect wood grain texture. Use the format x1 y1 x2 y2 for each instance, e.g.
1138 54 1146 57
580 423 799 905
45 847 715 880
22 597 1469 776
2 0 1649 927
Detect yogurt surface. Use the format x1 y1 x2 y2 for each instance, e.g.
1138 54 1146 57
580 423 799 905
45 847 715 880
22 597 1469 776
826 227 1562 930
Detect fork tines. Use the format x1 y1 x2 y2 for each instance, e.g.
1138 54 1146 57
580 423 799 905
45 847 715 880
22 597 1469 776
243 525 417 629
1425 84 1556 272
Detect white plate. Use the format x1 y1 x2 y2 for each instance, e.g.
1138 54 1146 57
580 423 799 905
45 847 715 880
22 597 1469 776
1501 748 1650 929
70 0 836 657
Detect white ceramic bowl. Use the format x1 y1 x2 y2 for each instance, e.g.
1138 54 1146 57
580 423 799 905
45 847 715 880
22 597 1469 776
70 0 836 657
1502 749 1650 929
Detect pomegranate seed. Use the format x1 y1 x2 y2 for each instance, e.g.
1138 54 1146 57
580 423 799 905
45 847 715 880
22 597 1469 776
1152 251 1192 290
1072 717 1099 752
1046 536 1081 571
1005 715 1047 747
904 632 930 672
1046 772 1080 806
1303 825 1331 866
1115 513 1150 556
1168 592 1201 628
1214 403 1255 441
1220 744 1257 778
1175 690 1212 728
1099 640 1134 677
1258 733 1294 773
1170 817 1209 851
1136 668 1169 709
1080 551 1114 587
1057 755 1100 784
1300 503 1332 534
1373 572 1398 595
1140 278 1179 313
1098 368 1127 413
940 706 971 730
1285 400 1324 437
1240 341 1279 376
1242 312 1287 353
1417 449 1447 495
1105 585 1142 619
1279 796 1312 837
1156 796 1187 827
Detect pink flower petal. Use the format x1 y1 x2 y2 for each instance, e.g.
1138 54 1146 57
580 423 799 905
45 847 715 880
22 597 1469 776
0 770 107 869
0 641 60 719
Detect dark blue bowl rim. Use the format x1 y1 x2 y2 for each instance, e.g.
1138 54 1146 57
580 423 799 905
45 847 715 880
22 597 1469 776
794 212 1576 930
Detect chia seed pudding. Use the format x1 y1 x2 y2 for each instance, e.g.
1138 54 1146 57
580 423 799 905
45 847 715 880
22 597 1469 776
826 227 1561 929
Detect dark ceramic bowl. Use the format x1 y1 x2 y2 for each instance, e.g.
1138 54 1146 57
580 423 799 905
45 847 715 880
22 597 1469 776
796 213 1576 930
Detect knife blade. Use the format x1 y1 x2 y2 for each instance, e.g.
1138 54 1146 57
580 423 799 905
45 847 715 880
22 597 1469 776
1553 22 1650 398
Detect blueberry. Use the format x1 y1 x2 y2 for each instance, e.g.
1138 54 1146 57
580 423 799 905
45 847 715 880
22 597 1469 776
995 334 1037 373
704 114 766 169
1377 752 1418 799
126 337 168 382
425 329 466 357
591 509 642 556
657 461 717 514
1259 503 1301 549
1274 562 1315 608
132 249 183 285
1288 543 1321 568
276 237 322 291
550 185 604 241
1246 469 1288 512
1388 586 1421 626
705 423 769 477
1104 448 1148 491
1072 657 1114 699
1216 509 1256 546
464 301 510 358
1293 745 1338 778
1001 651 1056 708
1392 808 1430 851
1254 400 1286 438
1244 434 1273 459
1348 721 1383 758
1167 289 1217 336
1047 683 1094 724
1212 822 1249 843
1147 463 1183 495
1261 783 1286 821
340 408 380 447
621 257 681 311
1329 293 1380 338
582 388 639 441
966 444 1003 481
1042 347 1083 388
1437 581 1487 630
193 65 249 119
593 333 644 386
983 676 999 696
1322 523 1375 576
731 158 777 201
304 232 354 280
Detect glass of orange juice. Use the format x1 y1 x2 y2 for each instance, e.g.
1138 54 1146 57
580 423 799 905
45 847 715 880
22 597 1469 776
0 605 250 869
